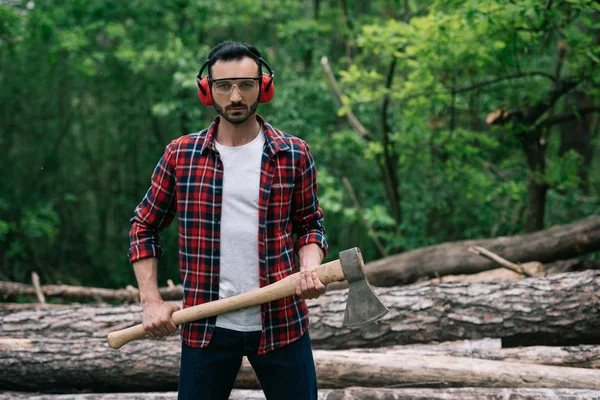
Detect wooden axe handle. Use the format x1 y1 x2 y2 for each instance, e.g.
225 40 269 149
107 259 345 349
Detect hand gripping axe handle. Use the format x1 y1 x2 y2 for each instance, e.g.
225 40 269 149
107 248 388 349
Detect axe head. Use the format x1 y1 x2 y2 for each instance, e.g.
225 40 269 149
339 248 389 326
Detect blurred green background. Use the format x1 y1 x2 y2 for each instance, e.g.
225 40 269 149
1 0 599 289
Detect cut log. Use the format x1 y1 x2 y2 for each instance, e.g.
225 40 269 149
3 254 597 304
324 388 600 399
366 214 600 285
3 389 600 400
544 258 600 274
327 256 600 292
0 281 184 303
1 337 600 391
0 391 270 400
2 217 599 306
424 258 600 283
424 261 544 284
308 270 600 348
1 271 598 348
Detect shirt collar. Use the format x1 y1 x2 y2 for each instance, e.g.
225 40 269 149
201 114 290 157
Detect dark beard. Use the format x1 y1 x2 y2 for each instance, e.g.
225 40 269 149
214 99 259 125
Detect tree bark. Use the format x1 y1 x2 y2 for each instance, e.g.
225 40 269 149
2 271 599 349
323 388 600 400
3 257 599 304
4 388 600 400
0 391 267 400
2 337 600 392
365 214 600 286
419 258 600 284
308 270 600 348
0 282 183 303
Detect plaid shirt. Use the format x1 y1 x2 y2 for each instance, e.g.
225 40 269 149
128 115 327 354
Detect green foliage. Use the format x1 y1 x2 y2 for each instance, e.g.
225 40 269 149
0 0 598 288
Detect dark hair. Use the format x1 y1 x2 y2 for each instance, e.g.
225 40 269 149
207 41 261 76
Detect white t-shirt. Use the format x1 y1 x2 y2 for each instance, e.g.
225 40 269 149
214 127 265 331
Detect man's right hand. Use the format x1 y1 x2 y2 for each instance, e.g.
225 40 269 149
141 300 180 339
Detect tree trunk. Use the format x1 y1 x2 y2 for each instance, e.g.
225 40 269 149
559 90 595 194
525 178 548 233
2 271 599 348
2 337 600 392
3 388 600 400
365 214 600 286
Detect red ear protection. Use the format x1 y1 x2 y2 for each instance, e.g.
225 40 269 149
196 57 275 106
197 72 213 106
259 72 275 104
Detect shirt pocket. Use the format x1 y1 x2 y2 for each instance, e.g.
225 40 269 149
269 180 294 227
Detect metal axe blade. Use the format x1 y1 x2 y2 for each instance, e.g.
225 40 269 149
339 248 389 326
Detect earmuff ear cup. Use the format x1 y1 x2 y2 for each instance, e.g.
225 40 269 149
197 76 213 106
259 73 275 104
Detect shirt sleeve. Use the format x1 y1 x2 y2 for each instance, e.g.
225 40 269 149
128 142 177 263
292 142 328 257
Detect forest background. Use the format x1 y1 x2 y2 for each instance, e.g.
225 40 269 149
1 0 599 290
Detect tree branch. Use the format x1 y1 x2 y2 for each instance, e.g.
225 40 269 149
320 56 373 140
381 57 401 227
453 72 556 94
538 106 600 128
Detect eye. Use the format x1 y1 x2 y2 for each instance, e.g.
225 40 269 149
239 81 255 90
215 82 232 90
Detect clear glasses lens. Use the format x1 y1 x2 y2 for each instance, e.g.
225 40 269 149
213 79 259 95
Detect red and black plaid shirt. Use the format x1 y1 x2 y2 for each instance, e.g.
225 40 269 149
128 115 328 354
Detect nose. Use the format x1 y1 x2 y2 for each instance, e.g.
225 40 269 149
229 85 243 102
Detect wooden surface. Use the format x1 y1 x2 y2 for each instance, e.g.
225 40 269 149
365 214 600 285
3 388 600 400
2 271 599 348
1 336 600 391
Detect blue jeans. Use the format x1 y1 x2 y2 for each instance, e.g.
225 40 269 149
178 327 318 400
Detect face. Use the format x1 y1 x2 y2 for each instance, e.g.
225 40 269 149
210 57 261 125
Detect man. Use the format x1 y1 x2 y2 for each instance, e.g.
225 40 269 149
128 41 327 399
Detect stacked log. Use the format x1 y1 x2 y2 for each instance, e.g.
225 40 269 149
3 388 600 400
365 214 600 286
2 336 600 391
2 217 600 399
4 271 598 349
2 216 600 304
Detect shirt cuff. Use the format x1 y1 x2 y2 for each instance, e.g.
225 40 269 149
295 232 328 258
128 244 163 264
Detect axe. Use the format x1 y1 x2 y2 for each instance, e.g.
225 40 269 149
107 248 388 349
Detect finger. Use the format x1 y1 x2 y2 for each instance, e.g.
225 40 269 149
311 273 326 295
304 275 318 298
158 322 171 337
296 274 303 297
143 321 156 338
301 281 316 299
300 271 309 298
150 321 166 338
167 319 178 334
